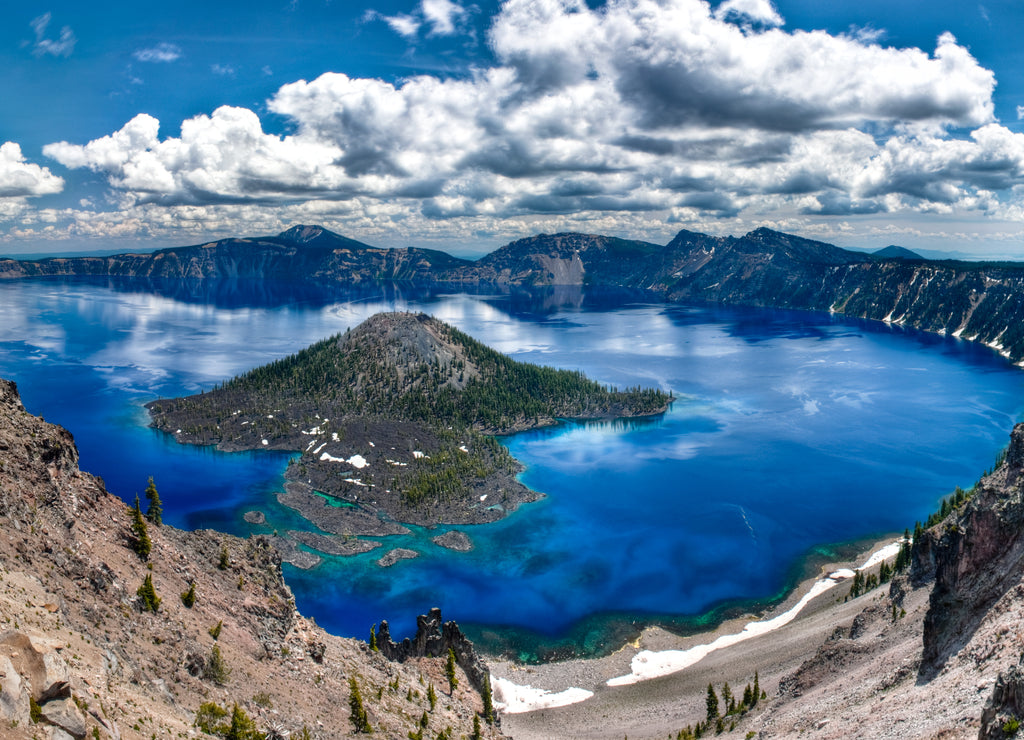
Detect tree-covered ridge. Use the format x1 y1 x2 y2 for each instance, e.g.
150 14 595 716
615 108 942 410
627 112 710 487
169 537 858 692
220 312 670 433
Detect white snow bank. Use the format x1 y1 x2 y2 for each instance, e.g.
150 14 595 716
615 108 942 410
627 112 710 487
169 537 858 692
492 676 593 714
859 541 902 570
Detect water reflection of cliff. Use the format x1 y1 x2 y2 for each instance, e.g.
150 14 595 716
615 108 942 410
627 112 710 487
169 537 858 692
35 275 658 318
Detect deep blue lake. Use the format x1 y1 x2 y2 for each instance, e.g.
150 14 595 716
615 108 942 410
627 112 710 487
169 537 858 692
2 277 1022 659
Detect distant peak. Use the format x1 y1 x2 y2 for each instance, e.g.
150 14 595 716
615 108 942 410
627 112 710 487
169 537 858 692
744 226 786 239
874 245 925 261
278 224 326 243
275 225 375 250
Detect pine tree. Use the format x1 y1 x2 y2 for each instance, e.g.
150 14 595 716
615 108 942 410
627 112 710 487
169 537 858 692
848 569 864 599
445 648 459 694
481 674 495 724
137 573 161 612
130 495 151 560
879 560 892 584
204 644 231 685
721 682 734 714
181 581 197 608
471 714 482 740
144 476 162 525
752 671 760 708
349 677 373 733
427 682 437 711
224 703 258 740
370 623 378 651
895 528 912 573
705 683 719 722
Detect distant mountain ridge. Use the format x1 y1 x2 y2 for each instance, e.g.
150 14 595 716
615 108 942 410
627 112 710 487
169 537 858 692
7 223 1024 362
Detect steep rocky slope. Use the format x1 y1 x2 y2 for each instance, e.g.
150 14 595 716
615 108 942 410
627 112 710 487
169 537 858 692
0 377 506 739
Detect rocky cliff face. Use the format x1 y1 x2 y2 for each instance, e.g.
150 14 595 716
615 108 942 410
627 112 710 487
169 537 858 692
0 378 506 739
919 425 1024 676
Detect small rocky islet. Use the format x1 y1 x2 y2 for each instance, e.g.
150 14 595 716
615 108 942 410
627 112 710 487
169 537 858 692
146 311 671 567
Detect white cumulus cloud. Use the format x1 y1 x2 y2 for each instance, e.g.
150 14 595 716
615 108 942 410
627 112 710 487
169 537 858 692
36 0 1024 242
0 142 64 198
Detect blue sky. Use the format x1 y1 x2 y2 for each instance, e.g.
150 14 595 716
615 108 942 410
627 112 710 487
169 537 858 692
3 0 1024 257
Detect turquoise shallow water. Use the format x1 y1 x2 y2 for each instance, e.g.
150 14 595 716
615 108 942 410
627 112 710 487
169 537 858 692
1 277 1022 655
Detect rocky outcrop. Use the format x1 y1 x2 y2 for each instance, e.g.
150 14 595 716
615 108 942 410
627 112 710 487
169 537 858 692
378 607 492 696
0 630 88 737
979 658 1024 739
919 424 1024 676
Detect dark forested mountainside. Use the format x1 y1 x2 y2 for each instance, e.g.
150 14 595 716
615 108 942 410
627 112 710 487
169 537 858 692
9 222 1024 361
147 312 670 542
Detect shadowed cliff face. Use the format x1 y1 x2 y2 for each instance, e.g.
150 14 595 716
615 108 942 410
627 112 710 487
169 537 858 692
919 424 1024 677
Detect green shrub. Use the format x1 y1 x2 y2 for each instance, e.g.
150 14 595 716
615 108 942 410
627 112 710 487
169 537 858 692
137 574 161 612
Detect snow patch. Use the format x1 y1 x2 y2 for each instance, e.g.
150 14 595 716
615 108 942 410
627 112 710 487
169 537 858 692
492 676 593 714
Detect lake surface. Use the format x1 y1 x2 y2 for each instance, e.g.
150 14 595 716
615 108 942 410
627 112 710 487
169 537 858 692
2 277 1022 659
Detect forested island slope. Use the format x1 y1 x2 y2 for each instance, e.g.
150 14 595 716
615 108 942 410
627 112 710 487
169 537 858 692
147 312 670 552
